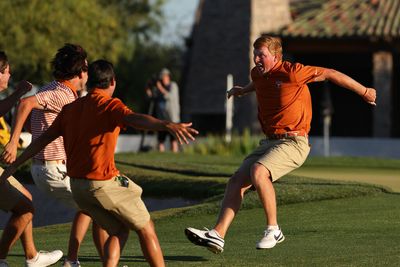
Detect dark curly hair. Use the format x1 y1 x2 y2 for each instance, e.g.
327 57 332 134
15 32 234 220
52 44 88 80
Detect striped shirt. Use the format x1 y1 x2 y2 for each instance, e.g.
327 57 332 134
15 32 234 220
31 81 78 160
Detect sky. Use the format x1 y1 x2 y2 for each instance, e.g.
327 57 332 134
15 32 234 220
158 0 199 45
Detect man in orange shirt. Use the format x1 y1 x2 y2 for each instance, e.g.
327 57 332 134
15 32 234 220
0 59 198 266
185 35 377 253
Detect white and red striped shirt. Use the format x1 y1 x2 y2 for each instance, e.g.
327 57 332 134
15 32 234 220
31 81 78 160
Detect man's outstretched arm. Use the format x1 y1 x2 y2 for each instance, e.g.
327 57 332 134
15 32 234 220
123 113 198 145
227 81 255 99
316 68 376 106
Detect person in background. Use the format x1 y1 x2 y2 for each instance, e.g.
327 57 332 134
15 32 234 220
0 51 63 267
0 59 198 266
146 68 180 152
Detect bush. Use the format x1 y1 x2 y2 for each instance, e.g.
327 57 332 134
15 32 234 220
183 128 262 156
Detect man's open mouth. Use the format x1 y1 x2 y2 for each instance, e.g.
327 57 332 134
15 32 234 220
256 63 265 74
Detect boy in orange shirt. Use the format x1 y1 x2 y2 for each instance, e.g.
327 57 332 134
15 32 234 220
185 35 376 253
0 59 198 266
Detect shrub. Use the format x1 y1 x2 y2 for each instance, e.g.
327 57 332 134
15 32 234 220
183 129 262 156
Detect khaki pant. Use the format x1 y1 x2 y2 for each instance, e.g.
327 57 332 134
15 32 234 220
71 176 150 235
238 136 310 181
31 163 78 209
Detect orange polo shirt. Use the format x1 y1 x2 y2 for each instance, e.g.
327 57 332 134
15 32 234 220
251 61 325 136
51 88 133 180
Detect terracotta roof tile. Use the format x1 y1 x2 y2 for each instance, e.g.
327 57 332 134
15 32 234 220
278 0 400 39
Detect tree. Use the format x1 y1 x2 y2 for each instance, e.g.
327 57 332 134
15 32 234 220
0 0 165 84
0 0 190 120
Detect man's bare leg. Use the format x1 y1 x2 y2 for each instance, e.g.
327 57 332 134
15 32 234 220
0 197 34 259
171 140 179 153
213 171 253 238
19 220 37 259
137 220 165 267
66 211 91 262
14 186 37 260
158 143 165 152
250 163 277 226
92 222 109 261
103 228 129 267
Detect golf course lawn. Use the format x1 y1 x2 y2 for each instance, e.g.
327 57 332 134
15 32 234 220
2 154 400 266
293 167 399 192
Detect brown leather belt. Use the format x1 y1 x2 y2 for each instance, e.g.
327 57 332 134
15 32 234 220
32 159 66 165
268 130 308 139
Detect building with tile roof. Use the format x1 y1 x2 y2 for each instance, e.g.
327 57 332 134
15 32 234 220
182 0 399 137
275 0 400 137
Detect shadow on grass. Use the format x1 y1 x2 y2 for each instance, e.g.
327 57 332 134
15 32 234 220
61 255 206 264
116 160 229 178
5 254 207 264
120 255 207 262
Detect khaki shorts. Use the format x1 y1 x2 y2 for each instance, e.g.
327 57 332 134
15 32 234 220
70 175 150 235
0 167 26 211
238 136 310 181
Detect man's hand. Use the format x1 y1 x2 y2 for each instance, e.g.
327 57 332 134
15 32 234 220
227 86 244 99
165 122 198 145
15 80 33 94
1 140 19 164
362 87 377 106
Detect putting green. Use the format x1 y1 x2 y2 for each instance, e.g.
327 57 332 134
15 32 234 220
292 167 400 192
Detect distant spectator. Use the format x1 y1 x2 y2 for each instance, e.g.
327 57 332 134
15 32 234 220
147 68 181 152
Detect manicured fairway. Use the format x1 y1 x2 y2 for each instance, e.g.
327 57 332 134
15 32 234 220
6 193 399 266
294 157 400 192
154 194 400 267
293 167 399 192
2 154 399 266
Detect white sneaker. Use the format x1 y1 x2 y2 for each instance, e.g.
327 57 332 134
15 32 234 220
62 259 81 267
25 250 63 267
256 226 285 249
185 227 225 254
0 259 9 267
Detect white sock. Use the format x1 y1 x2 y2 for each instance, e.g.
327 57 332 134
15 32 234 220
26 253 39 263
267 225 279 230
211 229 222 238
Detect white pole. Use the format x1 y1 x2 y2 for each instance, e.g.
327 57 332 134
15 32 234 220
323 115 331 157
225 74 234 143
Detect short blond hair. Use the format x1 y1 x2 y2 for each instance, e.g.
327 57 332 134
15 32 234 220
253 36 282 60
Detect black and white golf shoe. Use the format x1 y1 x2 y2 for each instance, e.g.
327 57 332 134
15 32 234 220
185 227 224 254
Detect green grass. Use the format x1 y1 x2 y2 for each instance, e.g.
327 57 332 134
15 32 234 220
3 153 400 266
